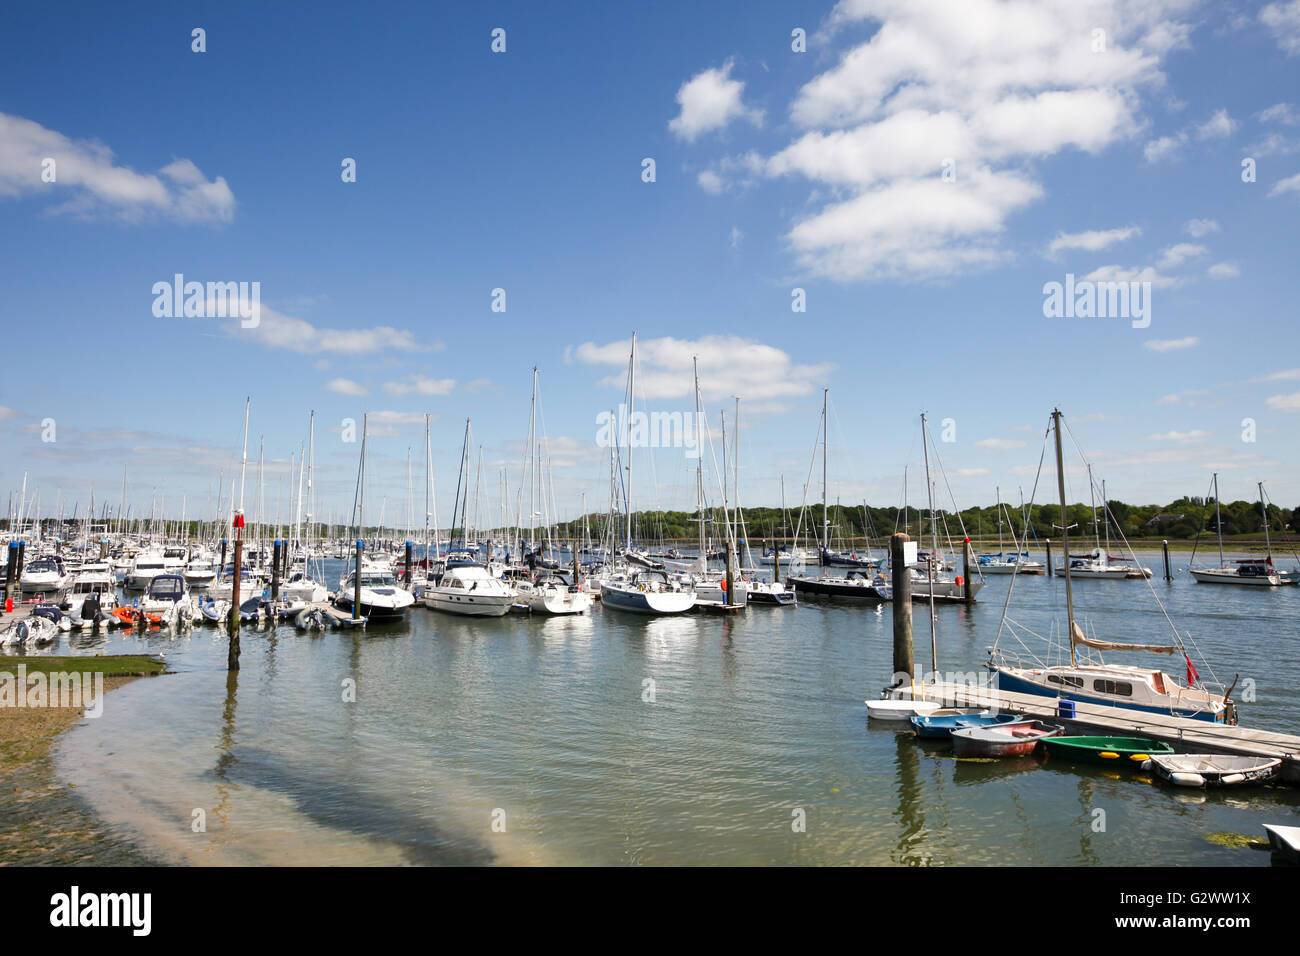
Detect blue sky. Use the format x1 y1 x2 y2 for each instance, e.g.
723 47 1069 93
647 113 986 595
2 0 1299 532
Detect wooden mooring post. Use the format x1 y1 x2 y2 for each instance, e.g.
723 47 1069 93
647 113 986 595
890 533 914 680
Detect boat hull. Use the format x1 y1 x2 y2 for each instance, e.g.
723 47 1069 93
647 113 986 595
992 666 1227 723
599 584 695 614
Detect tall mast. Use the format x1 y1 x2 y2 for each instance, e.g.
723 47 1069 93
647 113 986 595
920 413 938 673
625 333 636 553
1259 481 1273 559
424 414 432 563
822 388 829 553
529 367 538 558
1213 472 1224 568
694 357 705 574
237 397 250 519
358 413 368 543
996 485 1004 558
1052 409 1077 667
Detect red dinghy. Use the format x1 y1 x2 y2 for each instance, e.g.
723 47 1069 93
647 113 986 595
951 719 1062 757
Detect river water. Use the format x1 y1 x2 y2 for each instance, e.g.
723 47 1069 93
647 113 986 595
20 552 1300 865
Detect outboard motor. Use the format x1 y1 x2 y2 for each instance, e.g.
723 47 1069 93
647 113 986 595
82 594 102 620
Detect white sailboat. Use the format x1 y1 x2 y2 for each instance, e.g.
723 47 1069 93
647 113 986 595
990 410 1235 725
1189 477 1284 586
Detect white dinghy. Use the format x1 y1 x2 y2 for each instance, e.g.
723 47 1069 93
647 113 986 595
1144 753 1282 788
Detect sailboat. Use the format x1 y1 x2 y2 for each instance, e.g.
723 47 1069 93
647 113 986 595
333 413 415 621
600 334 697 615
788 390 891 601
1189 477 1284 586
513 368 592 615
1056 468 1150 578
977 486 1044 574
989 410 1236 725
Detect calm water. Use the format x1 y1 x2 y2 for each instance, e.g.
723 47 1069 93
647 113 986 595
21 553 1300 865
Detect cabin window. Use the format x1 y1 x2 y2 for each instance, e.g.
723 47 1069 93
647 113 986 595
1047 675 1083 688
1093 679 1133 697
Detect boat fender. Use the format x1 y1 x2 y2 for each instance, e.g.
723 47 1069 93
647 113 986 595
1100 751 1120 760
1220 773 1244 786
1170 771 1205 788
1140 759 1153 771
1130 753 1150 762
954 575 963 587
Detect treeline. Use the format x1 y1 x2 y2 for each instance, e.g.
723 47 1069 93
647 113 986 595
555 498 1299 544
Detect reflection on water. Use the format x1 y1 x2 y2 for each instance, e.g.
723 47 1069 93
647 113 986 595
40 556 1300 865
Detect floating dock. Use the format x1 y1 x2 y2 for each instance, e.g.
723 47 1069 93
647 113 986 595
910 680 1300 784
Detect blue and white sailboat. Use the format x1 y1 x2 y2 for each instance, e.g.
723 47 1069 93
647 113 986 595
989 410 1235 725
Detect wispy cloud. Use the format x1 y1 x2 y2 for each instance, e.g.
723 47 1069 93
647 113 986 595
1143 337 1199 352
383 375 456 397
325 378 368 396
1266 391 1300 411
1046 225 1140 257
224 302 438 356
1183 218 1219 237
0 112 234 224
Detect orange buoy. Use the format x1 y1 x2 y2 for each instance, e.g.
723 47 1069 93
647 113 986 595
955 575 964 587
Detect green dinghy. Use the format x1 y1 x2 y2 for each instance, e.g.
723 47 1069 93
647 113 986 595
1040 736 1174 766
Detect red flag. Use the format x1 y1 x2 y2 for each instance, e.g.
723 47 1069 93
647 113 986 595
1185 654 1199 688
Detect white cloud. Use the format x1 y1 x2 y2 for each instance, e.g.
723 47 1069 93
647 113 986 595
225 302 436 356
383 375 456 397
1082 264 1178 288
975 438 1026 450
1259 102 1300 125
1266 391 1300 411
1046 225 1140 257
1261 1 1300 55
1194 109 1237 139
1143 336 1199 352
1269 171 1300 196
1144 133 1186 163
0 111 234 224
1254 368 1300 381
325 378 368 396
569 335 831 403
1155 242 1207 269
668 60 763 142
1207 261 1241 279
722 0 1192 281
729 225 743 248
1145 429 1209 442
1183 218 1219 237
697 170 724 194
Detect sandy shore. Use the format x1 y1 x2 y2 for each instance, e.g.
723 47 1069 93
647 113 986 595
0 656 165 865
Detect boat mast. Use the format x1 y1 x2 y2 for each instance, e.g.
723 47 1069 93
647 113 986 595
920 413 938 673
1052 409 1077 667
1213 472 1224 568
1259 481 1273 560
424 414 432 566
694 358 705 575
996 485 1004 558
821 388 829 556
625 333 636 554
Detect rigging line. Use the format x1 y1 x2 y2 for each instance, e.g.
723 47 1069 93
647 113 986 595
1061 418 1222 688
993 416 1052 651
919 416 978 573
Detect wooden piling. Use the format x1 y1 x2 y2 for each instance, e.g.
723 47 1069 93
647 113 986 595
962 536 973 604
228 529 242 670
890 533 914 680
2 542 17 612
1162 539 1172 582
404 541 413 587
1045 539 1053 578
271 539 281 600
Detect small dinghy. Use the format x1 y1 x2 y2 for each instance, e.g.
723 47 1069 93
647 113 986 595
1041 736 1174 767
952 719 1062 757
295 606 336 630
1262 824 1300 864
198 597 230 625
910 710 1024 739
1 616 59 646
865 698 943 721
1145 753 1283 788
